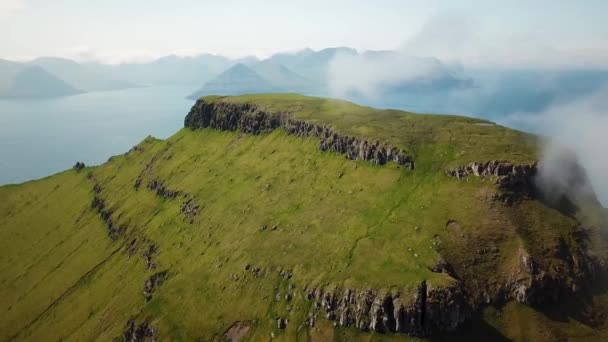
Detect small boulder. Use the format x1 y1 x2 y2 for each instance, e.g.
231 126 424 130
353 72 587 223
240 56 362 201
277 318 287 329
73 161 85 172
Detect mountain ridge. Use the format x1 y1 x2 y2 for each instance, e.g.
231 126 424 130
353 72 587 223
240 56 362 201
1 94 606 341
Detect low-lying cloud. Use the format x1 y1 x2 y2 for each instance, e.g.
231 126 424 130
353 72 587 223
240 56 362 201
500 87 608 206
328 52 451 99
0 0 24 17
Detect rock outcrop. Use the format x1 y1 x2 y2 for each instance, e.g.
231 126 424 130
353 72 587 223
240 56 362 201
123 319 157 342
497 235 607 306
90 184 126 240
147 179 181 199
302 281 468 337
446 160 538 202
184 100 414 169
72 161 85 172
144 271 167 302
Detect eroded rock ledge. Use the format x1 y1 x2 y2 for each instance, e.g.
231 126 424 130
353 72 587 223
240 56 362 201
301 281 468 337
184 100 414 168
446 160 538 200
90 183 126 240
447 160 538 192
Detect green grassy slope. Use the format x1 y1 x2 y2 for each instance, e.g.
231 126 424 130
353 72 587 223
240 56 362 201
0 95 605 341
203 93 538 166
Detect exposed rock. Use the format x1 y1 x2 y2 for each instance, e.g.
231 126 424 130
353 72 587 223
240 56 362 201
93 183 102 194
300 281 468 337
446 160 537 203
180 198 199 221
134 177 142 190
223 321 251 342
123 318 156 342
277 317 287 329
142 242 158 270
147 179 180 199
125 238 138 256
91 191 125 240
494 243 607 306
184 100 415 169
144 271 167 302
429 258 457 278
73 161 85 172
279 270 292 280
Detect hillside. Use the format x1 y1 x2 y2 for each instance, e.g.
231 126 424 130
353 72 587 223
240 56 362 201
30 57 137 92
187 64 280 99
251 60 315 93
0 63 82 99
1 94 607 341
87 54 236 86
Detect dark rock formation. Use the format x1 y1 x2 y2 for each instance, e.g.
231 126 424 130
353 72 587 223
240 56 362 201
446 160 538 203
302 281 468 337
277 317 287 329
123 318 156 342
144 271 167 302
147 179 180 199
180 198 199 221
134 177 142 190
73 161 85 172
142 242 158 270
91 188 125 240
497 240 607 306
185 100 414 169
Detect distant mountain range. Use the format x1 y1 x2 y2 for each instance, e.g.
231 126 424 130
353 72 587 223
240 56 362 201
4 48 606 104
0 48 474 99
0 59 82 99
0 57 134 99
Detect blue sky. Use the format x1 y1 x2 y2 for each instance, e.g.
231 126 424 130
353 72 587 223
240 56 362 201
1 0 607 66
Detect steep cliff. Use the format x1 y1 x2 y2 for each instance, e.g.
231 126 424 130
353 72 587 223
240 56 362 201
184 99 415 168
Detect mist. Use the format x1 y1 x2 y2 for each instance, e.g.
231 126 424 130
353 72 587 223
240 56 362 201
500 88 608 207
328 52 454 99
327 10 608 207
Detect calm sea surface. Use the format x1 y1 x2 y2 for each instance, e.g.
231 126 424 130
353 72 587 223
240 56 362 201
0 85 195 185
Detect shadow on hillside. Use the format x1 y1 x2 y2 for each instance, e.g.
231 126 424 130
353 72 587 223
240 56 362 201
429 313 511 342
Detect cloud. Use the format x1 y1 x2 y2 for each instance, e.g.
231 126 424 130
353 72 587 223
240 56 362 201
59 46 164 64
328 51 452 98
404 10 608 68
499 87 608 206
0 0 25 16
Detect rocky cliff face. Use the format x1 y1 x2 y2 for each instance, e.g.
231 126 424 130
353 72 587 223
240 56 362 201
446 160 538 202
184 100 414 169
300 280 468 337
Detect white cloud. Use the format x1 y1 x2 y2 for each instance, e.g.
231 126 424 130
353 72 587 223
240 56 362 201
59 46 163 64
328 51 451 99
402 10 608 69
499 87 608 206
0 0 25 16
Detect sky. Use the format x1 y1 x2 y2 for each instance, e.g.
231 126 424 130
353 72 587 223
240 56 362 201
1 0 607 66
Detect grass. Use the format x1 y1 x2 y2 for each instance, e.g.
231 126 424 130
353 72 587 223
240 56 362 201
203 93 539 166
0 94 605 341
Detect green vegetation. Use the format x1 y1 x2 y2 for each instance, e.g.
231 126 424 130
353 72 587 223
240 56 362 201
203 93 538 166
0 94 605 341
